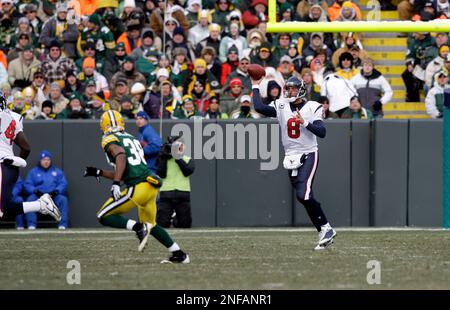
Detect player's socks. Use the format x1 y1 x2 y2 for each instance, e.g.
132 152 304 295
127 220 137 231
302 199 328 232
168 242 181 252
100 214 129 229
150 225 175 248
23 201 40 213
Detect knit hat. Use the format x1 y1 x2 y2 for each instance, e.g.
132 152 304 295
86 78 96 87
280 55 293 64
88 13 102 26
69 93 82 103
240 95 252 103
173 47 188 57
342 1 353 9
194 58 207 68
115 42 126 51
228 45 239 55
130 82 146 94
230 78 242 87
56 2 68 13
198 9 212 23
50 82 61 90
279 2 293 14
259 41 272 53
209 23 221 32
39 149 52 160
182 94 193 104
84 41 96 51
439 45 450 55
173 26 185 37
49 39 61 49
41 101 53 110
124 0 136 8
83 57 96 69
142 29 154 40
66 70 77 79
115 78 128 86
18 17 29 25
136 110 149 120
121 95 132 104
23 44 34 52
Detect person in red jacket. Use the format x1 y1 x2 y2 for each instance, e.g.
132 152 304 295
242 0 268 29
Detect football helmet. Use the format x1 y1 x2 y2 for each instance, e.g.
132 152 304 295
0 91 7 111
100 110 125 134
284 76 307 103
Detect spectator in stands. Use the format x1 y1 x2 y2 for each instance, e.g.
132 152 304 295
188 9 211 47
103 42 127 82
135 110 162 173
220 45 240 85
335 1 361 22
111 56 147 93
185 0 202 27
436 0 450 17
223 54 251 91
0 1 15 52
321 70 357 116
58 94 90 119
23 3 42 39
212 0 239 30
79 12 115 58
120 95 136 119
86 93 110 119
242 0 267 29
144 80 178 119
79 56 110 99
9 17 38 51
264 80 282 105
328 0 362 21
156 135 195 228
297 0 329 21
351 58 393 118
203 94 229 119
35 99 57 120
425 70 447 118
31 70 49 106
190 80 213 113
7 32 34 63
335 52 359 81
202 46 222 84
24 150 69 229
62 70 82 99
341 95 374 120
39 2 79 59
230 95 260 119
110 78 130 111
221 77 246 115
302 68 321 102
302 33 332 65
272 33 292 62
130 28 161 60
406 32 436 82
320 96 340 119
0 0 22 27
425 45 449 88
424 33 449 66
194 23 221 57
40 39 77 85
172 95 202 119
8 91 32 118
48 82 69 115
186 58 221 93
219 23 248 63
251 41 278 69
14 177 34 230
278 55 297 82
7 44 40 89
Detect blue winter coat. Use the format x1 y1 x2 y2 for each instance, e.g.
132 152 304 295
138 124 163 173
24 165 68 196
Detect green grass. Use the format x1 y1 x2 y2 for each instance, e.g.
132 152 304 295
0 228 449 290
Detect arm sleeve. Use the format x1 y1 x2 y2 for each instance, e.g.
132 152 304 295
55 169 68 195
379 76 393 104
156 156 168 178
252 87 277 117
175 157 195 177
306 120 327 138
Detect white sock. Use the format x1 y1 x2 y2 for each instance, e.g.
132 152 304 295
22 201 41 213
321 222 331 230
126 220 137 231
168 242 181 252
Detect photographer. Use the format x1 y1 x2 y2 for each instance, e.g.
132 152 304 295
156 135 195 228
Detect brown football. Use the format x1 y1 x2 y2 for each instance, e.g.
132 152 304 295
247 64 266 80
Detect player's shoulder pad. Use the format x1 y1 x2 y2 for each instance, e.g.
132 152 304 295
10 110 24 123
101 133 120 150
307 100 322 113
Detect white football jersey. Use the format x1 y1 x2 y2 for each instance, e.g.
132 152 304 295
0 110 24 159
270 98 323 156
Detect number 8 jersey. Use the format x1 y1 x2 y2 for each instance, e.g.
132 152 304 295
269 99 323 156
101 131 150 186
0 109 23 158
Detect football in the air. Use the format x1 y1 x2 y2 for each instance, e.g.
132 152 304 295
247 64 266 80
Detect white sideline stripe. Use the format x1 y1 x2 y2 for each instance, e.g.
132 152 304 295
0 227 446 235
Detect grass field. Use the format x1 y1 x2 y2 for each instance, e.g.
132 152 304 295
0 228 449 290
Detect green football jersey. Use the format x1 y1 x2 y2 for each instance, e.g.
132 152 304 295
101 131 150 186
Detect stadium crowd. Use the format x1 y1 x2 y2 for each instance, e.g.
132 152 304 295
0 0 446 121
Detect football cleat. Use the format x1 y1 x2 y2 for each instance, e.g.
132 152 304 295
39 194 62 222
160 251 190 264
315 226 337 250
136 222 152 252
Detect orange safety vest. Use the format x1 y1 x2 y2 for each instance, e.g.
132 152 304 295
117 32 142 55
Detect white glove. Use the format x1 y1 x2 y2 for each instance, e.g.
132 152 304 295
111 182 121 201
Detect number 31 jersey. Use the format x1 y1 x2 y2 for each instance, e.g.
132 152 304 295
0 110 23 159
101 131 150 186
270 99 323 156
